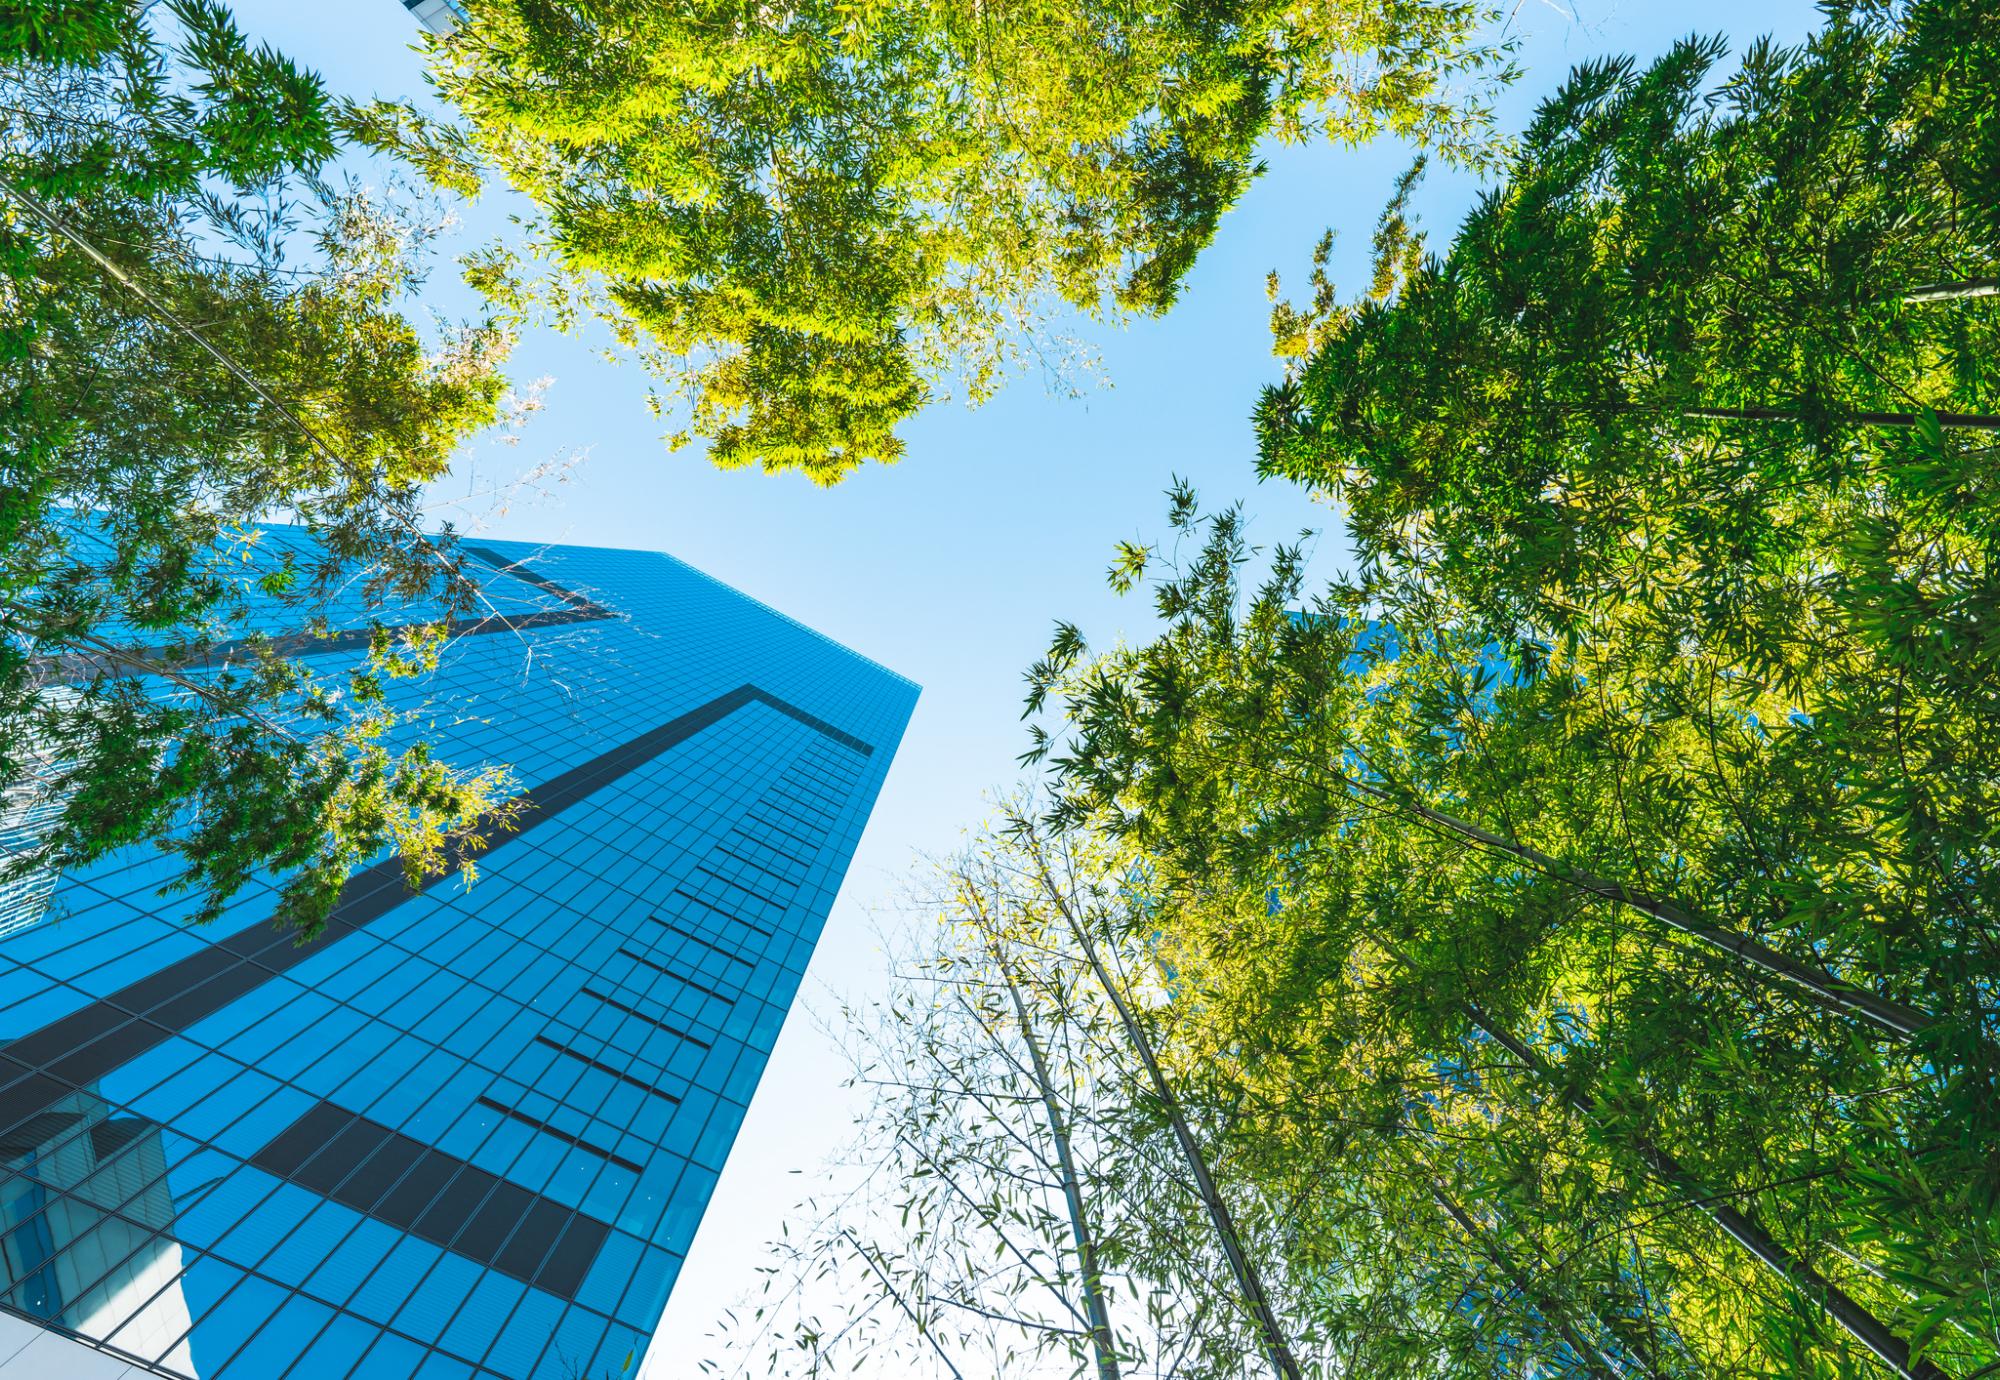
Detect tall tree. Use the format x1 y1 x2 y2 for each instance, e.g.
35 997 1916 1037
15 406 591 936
725 807 1723 1377
1 0 525 935
1218 4 1999 1363
1251 2 1999 1077
429 0 1515 482
993 939 1123 1380
1026 489 1997 1376
1258 1 2000 651
713 829 1336 1377
1006 809 1306 1380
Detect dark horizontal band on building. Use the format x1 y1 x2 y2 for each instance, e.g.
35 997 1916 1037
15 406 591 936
0 682 870 1142
252 1100 613 1299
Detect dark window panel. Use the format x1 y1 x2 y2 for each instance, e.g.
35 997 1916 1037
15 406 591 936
0 1071 72 1142
251 1101 353 1177
248 1102 615 1301
293 1117 387 1196
412 1164 500 1249
493 1197 571 1285
0 1110 81 1162
454 1180 535 1262
373 1148 458 1227
0 1000 123 1073
534 1214 612 1299
46 1018 169 1089
88 1117 151 1163
143 959 267 1032
335 1131 427 1215
112 946 240 1019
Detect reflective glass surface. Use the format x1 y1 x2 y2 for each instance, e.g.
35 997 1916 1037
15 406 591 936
0 538 918 1377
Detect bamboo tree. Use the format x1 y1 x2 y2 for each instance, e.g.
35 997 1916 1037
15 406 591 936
1258 7 2000 658
1902 280 2000 303
1454 1000 1948 1380
1009 814 1306 1380
1263 751 1933 1040
1011 8 1997 1373
713 838 1329 1378
1245 778 1939 1375
1423 1180 1631 1380
990 936 1123 1380
1231 7 2000 1348
1030 483 1999 1373
427 0 1517 480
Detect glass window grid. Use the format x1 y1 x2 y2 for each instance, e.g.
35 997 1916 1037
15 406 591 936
2 535 916 1378
32 1032 649 1377
7 776 808 1160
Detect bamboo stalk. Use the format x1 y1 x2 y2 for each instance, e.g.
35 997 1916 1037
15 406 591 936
1307 761 1933 1040
1903 278 2000 304
1021 826 1306 1380
997 953 1123 1380
1427 1180 1634 1380
843 1230 971 1380
1462 1004 1951 1380
1681 405 2000 431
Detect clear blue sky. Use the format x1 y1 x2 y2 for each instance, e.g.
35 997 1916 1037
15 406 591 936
229 2 1825 1372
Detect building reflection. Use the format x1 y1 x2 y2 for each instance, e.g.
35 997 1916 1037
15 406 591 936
0 1089 195 1375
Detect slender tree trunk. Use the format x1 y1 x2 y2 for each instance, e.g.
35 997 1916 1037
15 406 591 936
1426 1180 1637 1380
1459 1002 1951 1380
1305 761 1933 1039
1567 395 1999 428
1903 278 2000 303
997 954 1122 1380
891 1127 1099 1340
1021 830 1306 1380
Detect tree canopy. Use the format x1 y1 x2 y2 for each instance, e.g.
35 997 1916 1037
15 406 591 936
431 0 1514 483
992 3 2000 1371
710 817 1332 1380
1 0 525 934
1257 0 1999 666
1025 487 1994 1376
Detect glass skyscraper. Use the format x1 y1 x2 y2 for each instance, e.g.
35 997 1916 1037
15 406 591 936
0 536 918 1377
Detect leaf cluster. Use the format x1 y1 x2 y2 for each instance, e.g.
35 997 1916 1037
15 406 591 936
1 0 521 935
1034 481 1999 1375
431 0 1516 481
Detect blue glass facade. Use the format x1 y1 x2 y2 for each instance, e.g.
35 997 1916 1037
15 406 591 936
0 537 918 1377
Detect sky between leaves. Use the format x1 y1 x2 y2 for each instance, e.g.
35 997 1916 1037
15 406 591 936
224 0 1827 1372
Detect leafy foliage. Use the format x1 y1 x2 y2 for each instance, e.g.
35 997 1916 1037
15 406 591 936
711 820 1323 1379
1259 1 2000 670
1213 9 2000 1362
633 3 1997 1373
0 0 523 934
1005 17 2000 1362
431 0 1515 482
1030 486 1998 1375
